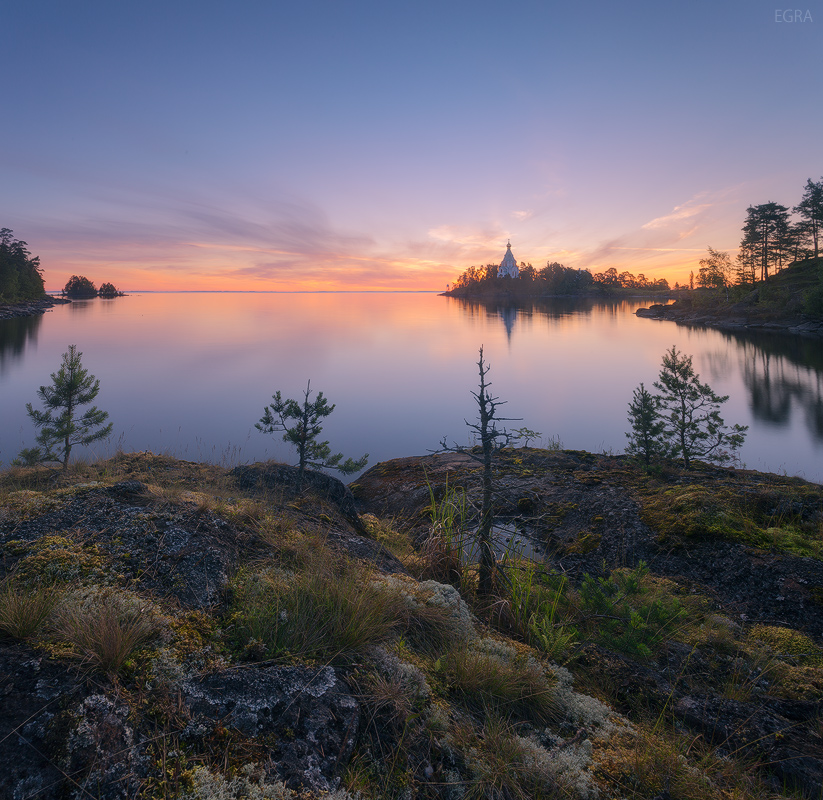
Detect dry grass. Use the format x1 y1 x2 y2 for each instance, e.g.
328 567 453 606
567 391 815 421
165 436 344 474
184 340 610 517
49 588 161 675
0 576 60 640
444 644 557 725
230 552 405 663
450 714 569 800
596 722 777 800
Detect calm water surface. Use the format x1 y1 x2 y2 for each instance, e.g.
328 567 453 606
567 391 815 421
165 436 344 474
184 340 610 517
1 292 821 483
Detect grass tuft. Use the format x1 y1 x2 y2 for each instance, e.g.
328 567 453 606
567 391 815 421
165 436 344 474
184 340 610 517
50 588 161 675
0 576 60 640
230 552 404 663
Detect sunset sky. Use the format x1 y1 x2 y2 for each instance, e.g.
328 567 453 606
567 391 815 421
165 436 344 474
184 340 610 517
2 0 821 292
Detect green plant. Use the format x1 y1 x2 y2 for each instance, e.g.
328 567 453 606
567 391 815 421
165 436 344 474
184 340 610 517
625 382 667 465
255 380 368 492
577 562 686 659
421 477 471 588
18 344 113 471
804 279 823 316
504 562 578 661
511 426 542 447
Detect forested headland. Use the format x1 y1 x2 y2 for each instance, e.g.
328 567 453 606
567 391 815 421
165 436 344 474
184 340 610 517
0 229 45 304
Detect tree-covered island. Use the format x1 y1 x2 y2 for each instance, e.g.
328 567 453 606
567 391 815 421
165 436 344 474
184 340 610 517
442 243 671 300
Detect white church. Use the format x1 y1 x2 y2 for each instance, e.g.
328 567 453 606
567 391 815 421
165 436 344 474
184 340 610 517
498 240 519 278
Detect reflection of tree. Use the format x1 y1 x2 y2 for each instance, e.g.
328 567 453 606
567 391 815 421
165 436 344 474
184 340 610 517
0 315 42 375
727 330 823 439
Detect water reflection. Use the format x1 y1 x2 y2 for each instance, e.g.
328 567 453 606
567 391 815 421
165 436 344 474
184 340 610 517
451 296 823 448
727 331 823 438
2 293 821 482
0 315 42 375
446 296 643 340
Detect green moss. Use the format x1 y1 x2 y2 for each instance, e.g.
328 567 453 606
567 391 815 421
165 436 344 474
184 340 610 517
7 534 110 585
748 624 823 666
565 531 602 555
0 489 62 521
639 481 822 558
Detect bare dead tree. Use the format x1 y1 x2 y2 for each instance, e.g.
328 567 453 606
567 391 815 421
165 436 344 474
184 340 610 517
437 346 519 597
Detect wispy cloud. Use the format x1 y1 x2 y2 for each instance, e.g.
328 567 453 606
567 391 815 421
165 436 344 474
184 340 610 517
641 200 712 230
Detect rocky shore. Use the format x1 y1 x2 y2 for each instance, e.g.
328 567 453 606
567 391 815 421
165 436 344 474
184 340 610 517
1 450 821 799
0 296 71 320
636 298 823 338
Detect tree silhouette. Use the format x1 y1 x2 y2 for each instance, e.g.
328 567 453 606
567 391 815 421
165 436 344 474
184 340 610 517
739 202 791 282
63 275 97 298
0 228 44 303
793 177 823 259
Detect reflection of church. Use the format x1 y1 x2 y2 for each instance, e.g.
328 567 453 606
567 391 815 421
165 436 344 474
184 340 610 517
499 241 519 278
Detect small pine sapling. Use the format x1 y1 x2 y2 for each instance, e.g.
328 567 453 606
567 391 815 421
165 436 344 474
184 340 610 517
654 345 747 468
625 382 667 465
256 380 368 492
19 344 112 471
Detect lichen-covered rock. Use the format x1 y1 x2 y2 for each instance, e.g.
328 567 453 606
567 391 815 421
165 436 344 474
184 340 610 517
181 665 359 793
0 481 252 609
675 694 823 797
0 644 84 800
232 462 361 525
63 694 146 800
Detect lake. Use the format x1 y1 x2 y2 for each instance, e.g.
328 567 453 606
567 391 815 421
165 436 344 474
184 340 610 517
1 292 822 483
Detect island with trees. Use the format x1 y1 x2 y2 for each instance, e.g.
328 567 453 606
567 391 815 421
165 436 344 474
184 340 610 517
443 177 823 339
0 230 124 319
443 259 671 300
63 275 124 299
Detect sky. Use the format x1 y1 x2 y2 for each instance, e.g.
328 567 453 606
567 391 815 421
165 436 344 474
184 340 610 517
2 0 821 292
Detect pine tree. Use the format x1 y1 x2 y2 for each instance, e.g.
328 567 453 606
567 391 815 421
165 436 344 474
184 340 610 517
625 383 667 465
739 202 791 282
653 346 747 468
793 177 823 259
256 381 368 492
20 345 112 471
